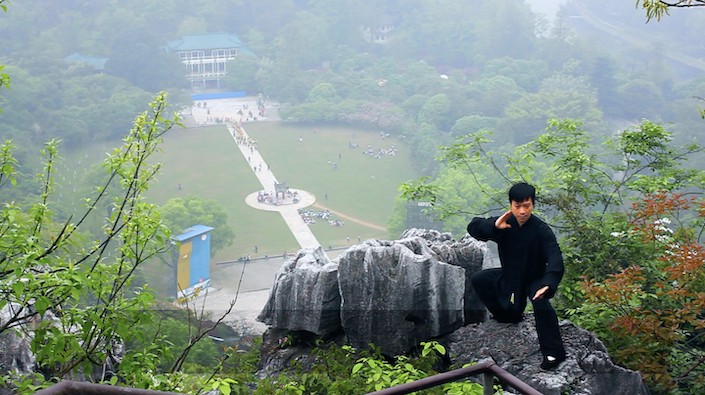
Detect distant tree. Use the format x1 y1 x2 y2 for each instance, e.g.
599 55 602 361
257 62 317 103
480 57 549 92
617 79 665 120
307 82 340 102
466 75 525 117
158 196 235 257
394 61 445 98
273 11 333 70
501 74 603 144
589 55 621 117
418 94 452 131
401 94 430 118
472 0 537 59
104 24 185 92
0 64 153 149
407 122 448 174
536 9 582 70
224 54 261 93
61 74 153 144
396 0 479 67
450 115 499 138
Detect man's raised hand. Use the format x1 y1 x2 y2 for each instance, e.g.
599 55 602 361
494 210 513 229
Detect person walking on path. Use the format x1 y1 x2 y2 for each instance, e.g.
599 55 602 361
467 182 566 370
226 122 321 250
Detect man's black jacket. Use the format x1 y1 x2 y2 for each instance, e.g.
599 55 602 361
467 214 564 305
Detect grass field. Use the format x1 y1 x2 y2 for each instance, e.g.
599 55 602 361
148 121 419 262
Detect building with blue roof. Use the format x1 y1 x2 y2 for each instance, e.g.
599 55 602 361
172 225 214 298
165 32 253 90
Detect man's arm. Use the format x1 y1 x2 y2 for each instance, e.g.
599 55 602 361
466 215 502 241
534 224 564 299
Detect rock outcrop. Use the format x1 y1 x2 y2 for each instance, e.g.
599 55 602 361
443 316 649 394
258 229 480 356
257 246 341 336
0 304 37 395
256 228 648 394
338 238 465 355
398 229 490 323
257 315 648 394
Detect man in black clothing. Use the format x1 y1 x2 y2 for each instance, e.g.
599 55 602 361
467 182 566 370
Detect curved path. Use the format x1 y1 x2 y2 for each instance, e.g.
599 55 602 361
312 202 386 232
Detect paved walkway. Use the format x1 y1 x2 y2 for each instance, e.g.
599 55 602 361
226 123 322 250
179 97 325 334
189 96 321 250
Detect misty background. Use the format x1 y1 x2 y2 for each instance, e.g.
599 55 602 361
1 0 705 233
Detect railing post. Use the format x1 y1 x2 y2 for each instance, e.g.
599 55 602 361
482 372 494 395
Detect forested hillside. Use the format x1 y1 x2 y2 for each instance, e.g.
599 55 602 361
3 0 705 393
2 0 704 170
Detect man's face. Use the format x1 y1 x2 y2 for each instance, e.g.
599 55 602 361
511 197 533 226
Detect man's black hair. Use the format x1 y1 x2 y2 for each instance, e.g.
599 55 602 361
508 182 536 204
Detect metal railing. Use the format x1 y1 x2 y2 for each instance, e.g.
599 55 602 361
365 359 542 395
33 381 182 395
34 360 541 395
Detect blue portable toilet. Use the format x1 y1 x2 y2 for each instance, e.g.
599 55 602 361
172 225 214 298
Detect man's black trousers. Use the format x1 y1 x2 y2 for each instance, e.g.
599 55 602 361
471 268 566 358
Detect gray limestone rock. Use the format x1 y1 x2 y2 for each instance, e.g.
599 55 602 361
255 229 650 395
338 238 466 356
256 246 341 336
0 304 37 395
443 316 649 395
400 229 490 323
0 305 35 374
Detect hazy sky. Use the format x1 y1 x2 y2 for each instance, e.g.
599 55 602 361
529 0 567 17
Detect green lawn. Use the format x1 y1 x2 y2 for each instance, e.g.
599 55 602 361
148 122 418 262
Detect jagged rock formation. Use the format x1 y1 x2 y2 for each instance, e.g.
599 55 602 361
338 239 465 355
256 228 648 394
257 316 648 394
257 246 341 335
0 304 37 395
257 229 482 356
443 316 649 394
399 228 491 323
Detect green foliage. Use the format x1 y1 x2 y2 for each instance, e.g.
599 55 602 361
568 193 705 393
418 94 452 131
0 140 18 187
501 74 603 144
403 116 705 392
257 341 484 394
350 342 483 394
158 195 235 256
138 316 220 372
0 64 9 94
0 65 155 150
638 0 672 21
209 377 240 395
0 93 201 392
